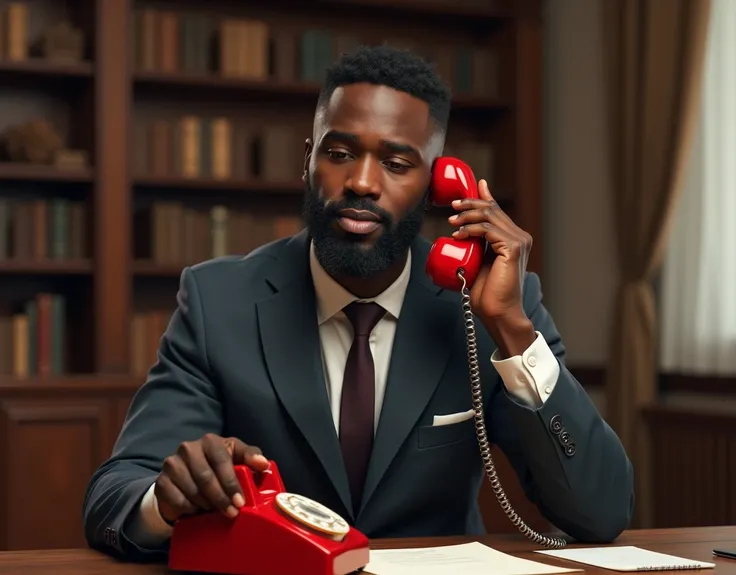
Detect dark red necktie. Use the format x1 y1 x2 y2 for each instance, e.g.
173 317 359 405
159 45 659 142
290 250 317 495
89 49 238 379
339 301 386 513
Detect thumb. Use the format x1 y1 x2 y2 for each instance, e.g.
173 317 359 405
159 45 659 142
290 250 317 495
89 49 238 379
478 179 493 202
229 439 270 472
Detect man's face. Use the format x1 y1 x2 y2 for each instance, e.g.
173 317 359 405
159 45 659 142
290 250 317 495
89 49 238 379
303 83 442 278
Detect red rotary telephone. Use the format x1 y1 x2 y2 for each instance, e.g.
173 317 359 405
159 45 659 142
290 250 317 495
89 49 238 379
168 461 370 575
424 156 485 292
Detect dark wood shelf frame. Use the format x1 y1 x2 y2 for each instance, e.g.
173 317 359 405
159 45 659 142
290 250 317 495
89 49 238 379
0 58 94 77
0 162 94 182
133 260 186 277
134 175 304 193
133 71 512 111
0 259 93 275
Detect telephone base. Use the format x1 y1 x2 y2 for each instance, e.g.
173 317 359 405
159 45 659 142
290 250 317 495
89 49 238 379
168 464 370 575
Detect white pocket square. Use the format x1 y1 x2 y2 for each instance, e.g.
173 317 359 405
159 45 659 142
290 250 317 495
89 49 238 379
432 409 475 427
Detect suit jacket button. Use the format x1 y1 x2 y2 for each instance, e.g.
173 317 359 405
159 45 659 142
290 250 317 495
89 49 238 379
564 443 576 457
549 414 563 435
558 430 571 445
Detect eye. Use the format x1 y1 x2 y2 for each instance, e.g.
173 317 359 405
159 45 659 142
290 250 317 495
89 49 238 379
326 149 352 162
384 160 411 174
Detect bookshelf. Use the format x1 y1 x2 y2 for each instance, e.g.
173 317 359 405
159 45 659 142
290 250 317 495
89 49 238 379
0 0 545 551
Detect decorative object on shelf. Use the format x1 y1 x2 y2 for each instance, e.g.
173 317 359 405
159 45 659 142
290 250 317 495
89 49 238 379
32 21 85 63
0 119 63 164
53 149 89 170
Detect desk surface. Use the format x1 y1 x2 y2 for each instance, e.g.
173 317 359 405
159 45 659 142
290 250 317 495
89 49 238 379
0 526 733 574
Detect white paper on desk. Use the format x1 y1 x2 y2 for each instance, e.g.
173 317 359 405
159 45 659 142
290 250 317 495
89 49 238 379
535 546 716 571
363 542 583 575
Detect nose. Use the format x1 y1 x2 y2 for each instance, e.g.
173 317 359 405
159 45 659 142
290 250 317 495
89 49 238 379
345 155 381 198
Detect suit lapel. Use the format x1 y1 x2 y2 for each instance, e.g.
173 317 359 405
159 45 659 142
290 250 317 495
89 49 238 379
256 231 353 517
359 240 460 515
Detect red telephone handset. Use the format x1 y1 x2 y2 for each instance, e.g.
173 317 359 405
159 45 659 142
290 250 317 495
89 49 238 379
168 461 370 575
424 157 485 291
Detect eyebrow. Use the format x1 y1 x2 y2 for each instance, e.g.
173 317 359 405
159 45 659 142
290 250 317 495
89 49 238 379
321 130 420 157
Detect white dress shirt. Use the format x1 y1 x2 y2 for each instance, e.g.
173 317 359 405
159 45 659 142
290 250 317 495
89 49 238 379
130 243 561 546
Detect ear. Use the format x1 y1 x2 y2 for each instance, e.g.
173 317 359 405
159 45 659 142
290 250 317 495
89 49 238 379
303 138 313 182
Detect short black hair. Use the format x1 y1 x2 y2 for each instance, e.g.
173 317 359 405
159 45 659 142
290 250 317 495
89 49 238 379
317 44 452 133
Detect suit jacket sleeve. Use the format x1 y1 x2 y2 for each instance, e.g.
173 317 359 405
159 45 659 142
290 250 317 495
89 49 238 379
82 267 224 561
485 272 634 543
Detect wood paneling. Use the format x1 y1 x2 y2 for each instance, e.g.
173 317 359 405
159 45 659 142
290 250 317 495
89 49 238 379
0 377 137 550
644 406 736 528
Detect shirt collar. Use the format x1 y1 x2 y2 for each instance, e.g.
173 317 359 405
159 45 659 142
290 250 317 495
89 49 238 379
309 241 412 325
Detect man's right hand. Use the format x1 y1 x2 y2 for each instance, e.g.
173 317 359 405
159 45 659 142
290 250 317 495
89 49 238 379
154 433 270 524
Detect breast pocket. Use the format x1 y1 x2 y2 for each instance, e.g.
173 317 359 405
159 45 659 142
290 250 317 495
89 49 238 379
417 417 477 450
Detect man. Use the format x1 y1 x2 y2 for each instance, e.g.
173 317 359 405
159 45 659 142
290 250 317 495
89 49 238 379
83 45 634 561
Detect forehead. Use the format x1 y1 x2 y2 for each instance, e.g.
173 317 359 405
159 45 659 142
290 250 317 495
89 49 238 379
316 83 433 145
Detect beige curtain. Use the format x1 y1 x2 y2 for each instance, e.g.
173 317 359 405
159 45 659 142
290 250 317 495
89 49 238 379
601 0 711 528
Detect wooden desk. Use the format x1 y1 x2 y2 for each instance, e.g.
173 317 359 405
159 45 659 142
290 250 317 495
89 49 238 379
0 526 733 574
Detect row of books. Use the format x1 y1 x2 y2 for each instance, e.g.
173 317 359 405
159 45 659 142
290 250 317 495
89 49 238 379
132 8 498 96
132 117 304 182
133 201 303 264
0 292 65 377
131 309 172 377
0 198 87 260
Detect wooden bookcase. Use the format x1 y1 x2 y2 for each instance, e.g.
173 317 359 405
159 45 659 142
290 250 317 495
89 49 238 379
0 0 545 551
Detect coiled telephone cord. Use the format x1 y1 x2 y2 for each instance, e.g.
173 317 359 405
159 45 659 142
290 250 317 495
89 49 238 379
457 269 567 550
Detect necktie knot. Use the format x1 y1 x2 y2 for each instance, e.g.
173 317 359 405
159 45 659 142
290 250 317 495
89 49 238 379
344 302 385 337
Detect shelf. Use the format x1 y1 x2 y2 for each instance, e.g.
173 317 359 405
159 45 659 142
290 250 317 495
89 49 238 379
0 259 93 275
133 71 510 112
0 58 94 92
134 261 188 277
313 0 512 19
0 374 140 394
0 162 94 183
0 58 94 77
135 70 320 95
134 176 303 194
166 0 511 22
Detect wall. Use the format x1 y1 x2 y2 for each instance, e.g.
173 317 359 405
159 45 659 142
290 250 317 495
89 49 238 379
541 0 616 411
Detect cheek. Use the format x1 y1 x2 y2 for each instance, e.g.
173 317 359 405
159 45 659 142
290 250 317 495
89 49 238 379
312 160 347 201
391 177 428 215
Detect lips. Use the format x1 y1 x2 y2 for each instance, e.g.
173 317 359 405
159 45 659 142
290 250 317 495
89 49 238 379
336 208 382 235
337 208 381 222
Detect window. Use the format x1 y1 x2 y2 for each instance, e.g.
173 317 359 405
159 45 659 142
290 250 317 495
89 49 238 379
659 0 736 375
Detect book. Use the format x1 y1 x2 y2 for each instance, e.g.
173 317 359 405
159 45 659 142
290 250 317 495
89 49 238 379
535 546 716 571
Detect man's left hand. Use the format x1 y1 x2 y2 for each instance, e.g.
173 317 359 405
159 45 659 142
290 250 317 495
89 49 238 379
448 179 536 358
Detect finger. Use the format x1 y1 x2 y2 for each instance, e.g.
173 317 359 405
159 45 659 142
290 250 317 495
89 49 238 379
230 439 270 472
204 436 249 509
178 440 239 518
161 454 212 511
155 473 199 519
454 223 531 263
448 202 512 231
452 221 510 245
478 178 493 202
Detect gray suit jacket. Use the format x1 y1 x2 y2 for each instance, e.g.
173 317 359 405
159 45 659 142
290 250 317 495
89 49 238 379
83 230 634 561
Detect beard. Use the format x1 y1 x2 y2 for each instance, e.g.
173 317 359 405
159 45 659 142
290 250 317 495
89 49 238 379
302 178 426 278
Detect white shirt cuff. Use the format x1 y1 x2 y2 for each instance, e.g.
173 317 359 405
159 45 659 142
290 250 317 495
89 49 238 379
126 482 173 547
490 331 560 407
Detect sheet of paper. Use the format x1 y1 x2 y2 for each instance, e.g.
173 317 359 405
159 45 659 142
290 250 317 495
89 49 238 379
363 542 583 575
535 546 716 571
